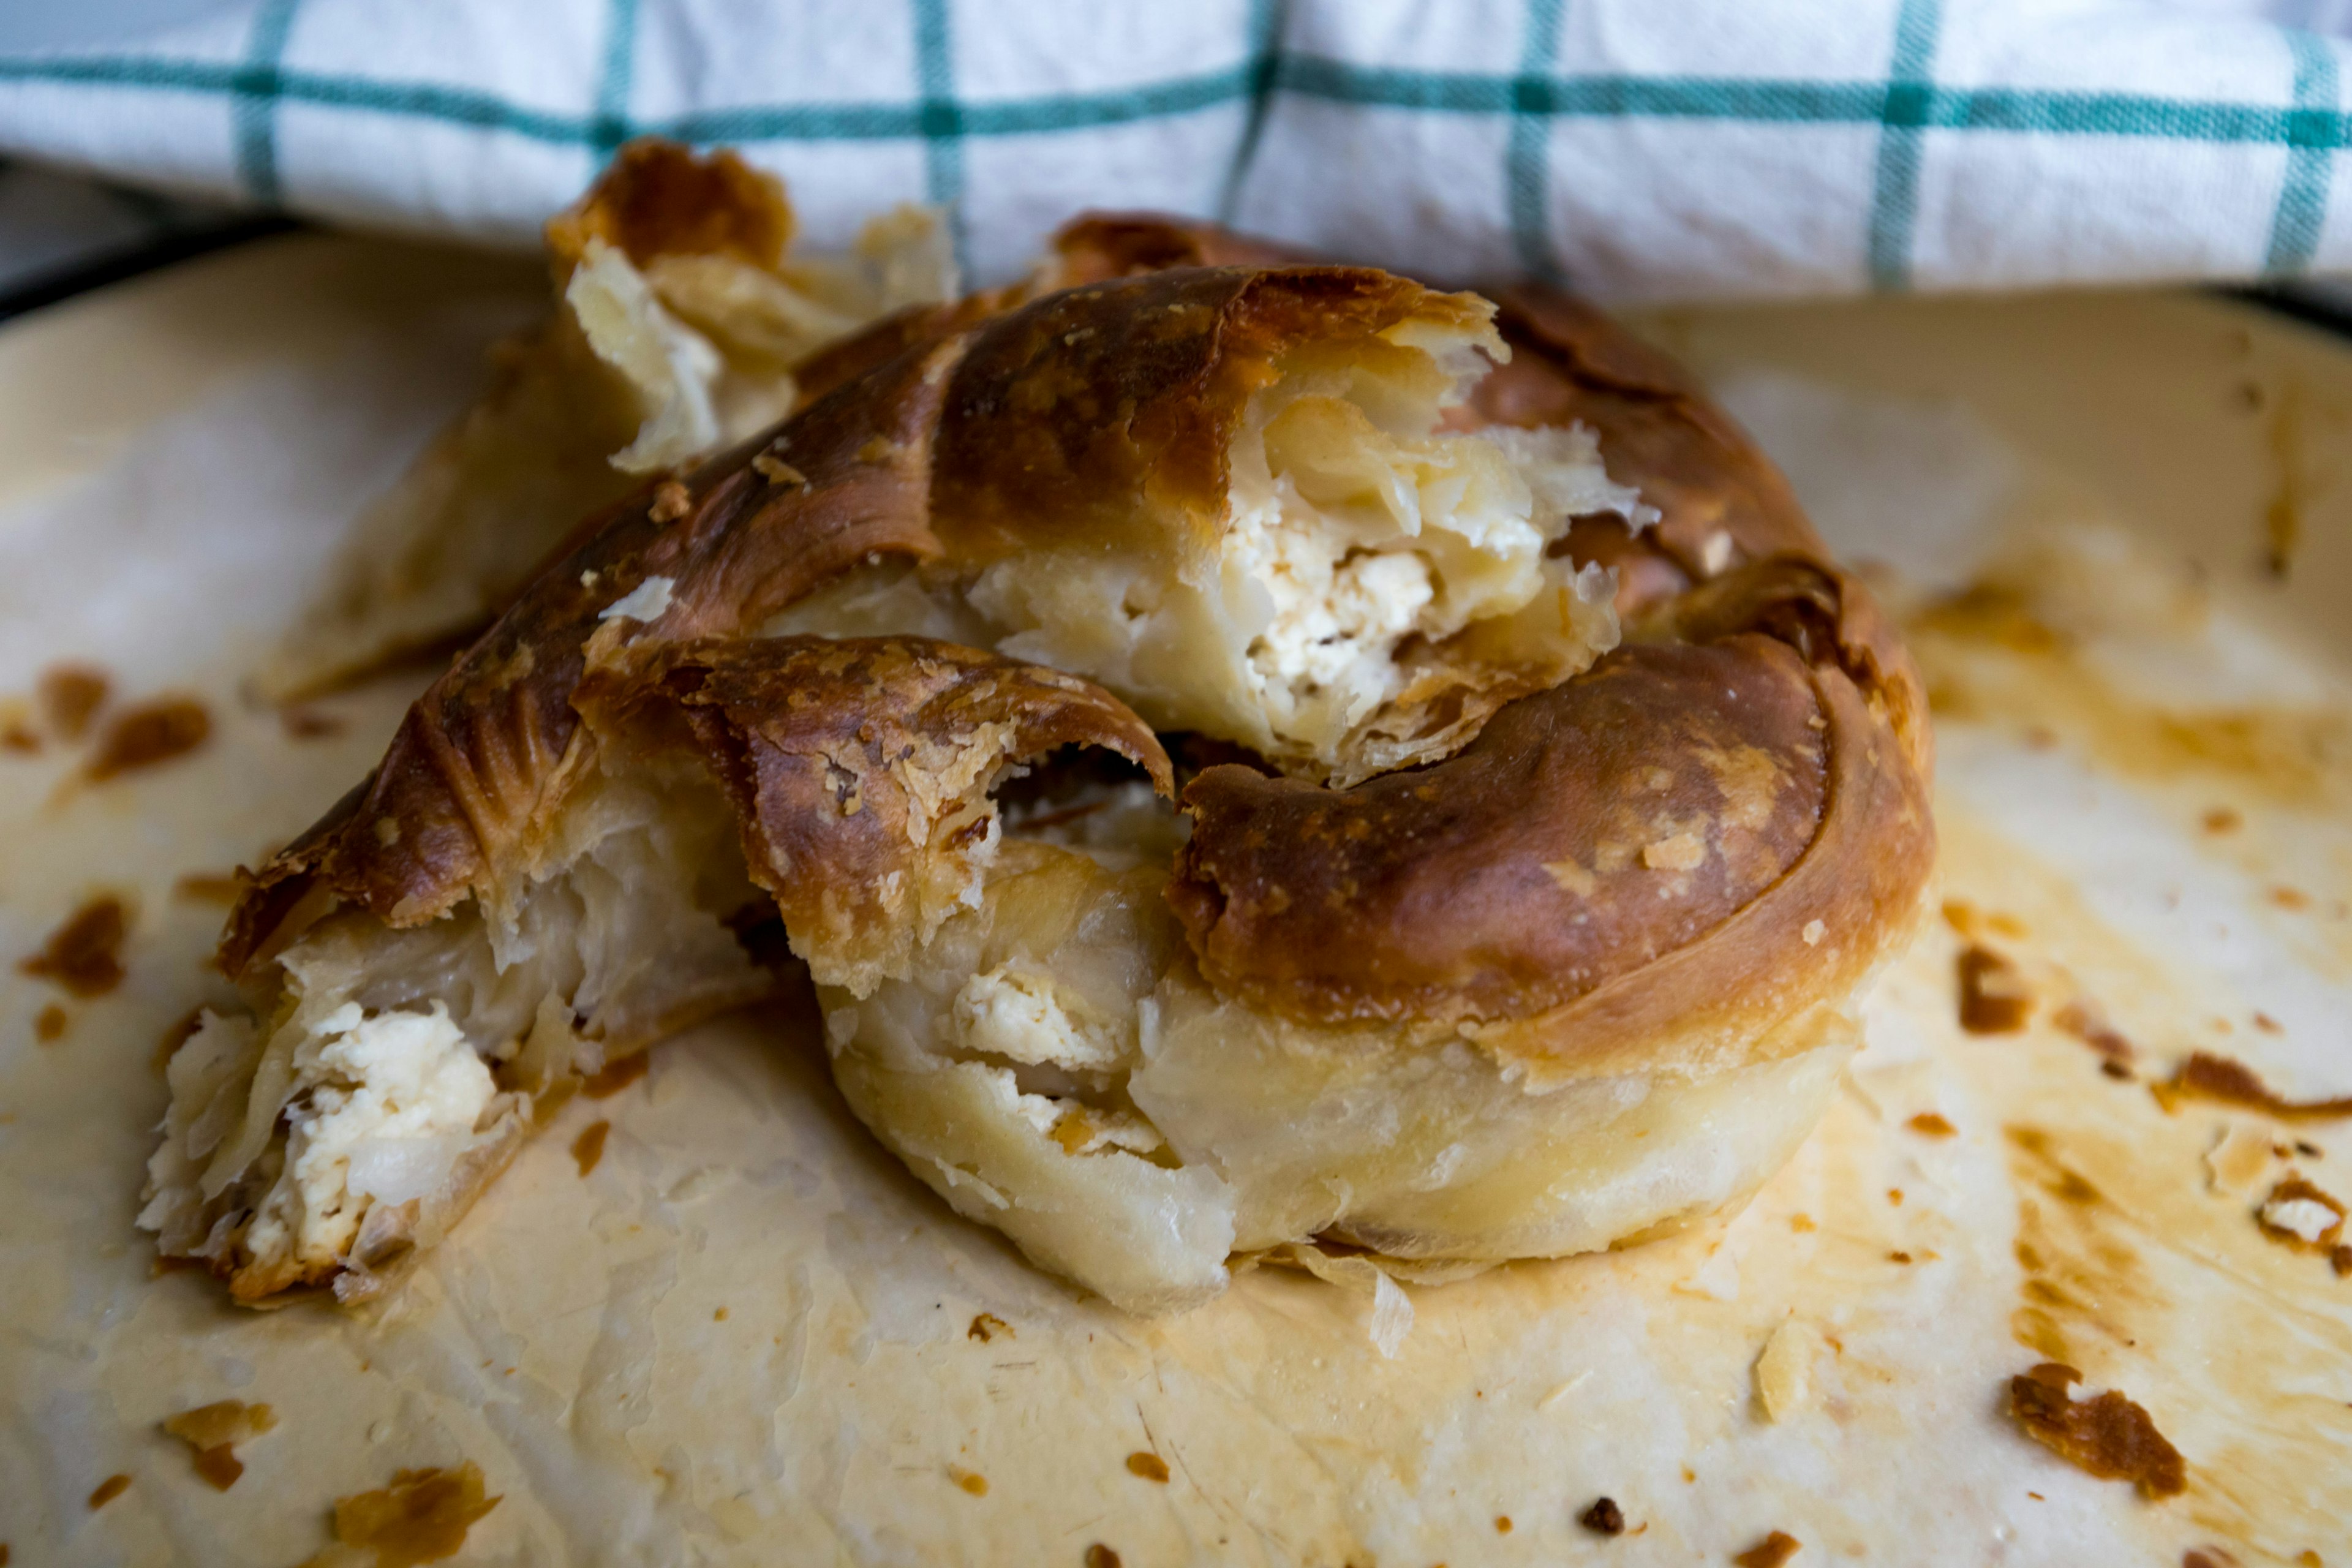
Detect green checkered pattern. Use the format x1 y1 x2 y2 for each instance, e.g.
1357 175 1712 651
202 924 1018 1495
0 0 2344 301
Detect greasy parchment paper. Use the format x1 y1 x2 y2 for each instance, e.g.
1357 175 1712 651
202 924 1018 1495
2 239 2348 1567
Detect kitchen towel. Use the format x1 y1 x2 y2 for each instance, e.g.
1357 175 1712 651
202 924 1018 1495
2 0 2351 302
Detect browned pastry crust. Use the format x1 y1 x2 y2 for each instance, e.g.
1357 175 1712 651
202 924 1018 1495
544 138 794 275
1044 211 1932 778
578 636 1172 986
186 192 1935 1306
929 265 1488 568
1171 634 1830 1028
227 263 1501 972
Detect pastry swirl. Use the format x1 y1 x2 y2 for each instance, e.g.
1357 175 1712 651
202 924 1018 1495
146 163 1932 1312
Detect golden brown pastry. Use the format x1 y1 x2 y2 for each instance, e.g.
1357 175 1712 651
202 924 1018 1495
262 141 956 700
147 179 1933 1314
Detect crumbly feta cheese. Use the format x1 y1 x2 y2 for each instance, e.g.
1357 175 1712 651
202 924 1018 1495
1219 405 1639 758
954 966 1121 1068
2261 1195 2341 1243
240 1005 494 1267
1229 502 1436 708
1480 423 1651 529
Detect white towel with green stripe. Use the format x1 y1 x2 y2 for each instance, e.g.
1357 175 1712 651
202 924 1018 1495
0 0 2347 301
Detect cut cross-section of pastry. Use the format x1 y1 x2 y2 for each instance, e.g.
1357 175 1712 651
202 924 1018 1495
262 140 959 701
778 263 1637 785
145 636 1166 1303
154 191 1935 1313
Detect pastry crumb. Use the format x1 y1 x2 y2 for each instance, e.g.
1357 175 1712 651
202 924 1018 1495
752 453 807 486
37 663 110 739
2006 1362 2185 1499
948 1466 987 1496
86 696 211 781
2156 1052 2352 1120
1125 1452 1169 1482
1754 1321 1819 1422
1957 945 2030 1033
1579 1496 1626 1535
2206 1123 2276 1195
162 1400 276 1491
1733 1529 1801 1567
19 895 129 997
968 1312 1011 1342
2052 1000 2133 1060
570 1119 610 1177
312 1461 500 1567
649 481 692 521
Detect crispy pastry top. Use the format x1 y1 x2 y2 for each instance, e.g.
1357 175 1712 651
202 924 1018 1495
579 636 1169 990
224 197 1935 1082
930 264 1493 570
1170 634 1828 1027
544 138 793 274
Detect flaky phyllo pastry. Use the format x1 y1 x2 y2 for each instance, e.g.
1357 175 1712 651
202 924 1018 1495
261 142 955 699
146 149 1936 1316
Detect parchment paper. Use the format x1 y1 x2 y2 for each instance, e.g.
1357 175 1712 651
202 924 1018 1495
2 238 2347 1566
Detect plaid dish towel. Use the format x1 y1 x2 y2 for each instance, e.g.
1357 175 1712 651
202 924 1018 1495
0 0 2349 303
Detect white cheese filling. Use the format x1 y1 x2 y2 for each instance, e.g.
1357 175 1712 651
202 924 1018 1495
239 1003 496 1267
1219 398 1646 756
2262 1194 2342 1243
953 965 1123 1069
